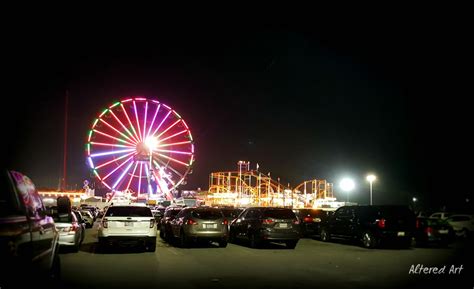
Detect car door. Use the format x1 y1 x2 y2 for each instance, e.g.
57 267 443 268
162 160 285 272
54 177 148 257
332 207 352 237
232 209 249 238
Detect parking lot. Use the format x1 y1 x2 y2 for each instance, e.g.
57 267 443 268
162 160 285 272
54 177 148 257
57 224 471 289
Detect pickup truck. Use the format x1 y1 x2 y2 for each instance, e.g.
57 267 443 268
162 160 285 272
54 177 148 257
1 170 61 284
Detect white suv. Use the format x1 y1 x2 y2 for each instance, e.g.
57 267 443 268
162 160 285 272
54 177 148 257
98 205 157 252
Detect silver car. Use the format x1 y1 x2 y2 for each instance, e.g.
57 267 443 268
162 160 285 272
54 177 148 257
170 207 228 248
53 210 84 252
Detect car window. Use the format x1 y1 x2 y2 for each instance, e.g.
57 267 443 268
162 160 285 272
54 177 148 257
191 210 223 220
450 216 469 222
9 171 45 220
263 209 295 219
1 171 23 216
105 206 152 217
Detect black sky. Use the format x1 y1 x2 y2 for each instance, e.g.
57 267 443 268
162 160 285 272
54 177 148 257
3 20 471 210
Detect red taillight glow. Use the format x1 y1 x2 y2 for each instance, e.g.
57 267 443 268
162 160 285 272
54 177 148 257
102 218 108 228
425 227 433 235
303 217 313 223
416 219 420 229
222 219 228 225
149 219 155 228
262 219 274 225
293 219 300 225
377 218 386 229
187 219 198 225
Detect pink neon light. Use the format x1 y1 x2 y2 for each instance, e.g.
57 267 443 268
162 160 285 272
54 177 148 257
182 120 189 129
158 130 187 143
151 110 172 137
154 148 192 155
90 142 134 148
151 100 160 104
90 148 135 158
121 103 142 143
92 129 136 146
143 101 148 140
103 155 134 180
156 119 181 139
138 163 143 194
109 110 140 144
126 162 139 191
113 161 134 189
157 153 189 166
133 101 143 142
147 104 161 138
122 99 133 102
157 140 191 148
163 104 171 110
135 97 146 101
95 151 136 169
99 118 138 145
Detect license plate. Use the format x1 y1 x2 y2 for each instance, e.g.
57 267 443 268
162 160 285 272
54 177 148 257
125 222 133 227
278 223 288 228
204 224 217 229
438 229 448 234
397 231 405 236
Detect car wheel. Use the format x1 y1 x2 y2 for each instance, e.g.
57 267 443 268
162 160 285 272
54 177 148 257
218 240 228 248
320 228 330 242
159 228 165 240
249 233 260 249
286 240 298 249
361 231 377 249
180 230 189 248
229 230 236 243
147 242 156 252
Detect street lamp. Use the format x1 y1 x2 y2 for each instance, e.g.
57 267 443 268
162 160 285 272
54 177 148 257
340 178 355 202
366 174 376 205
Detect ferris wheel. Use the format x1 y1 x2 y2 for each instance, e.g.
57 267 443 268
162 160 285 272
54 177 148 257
86 97 194 199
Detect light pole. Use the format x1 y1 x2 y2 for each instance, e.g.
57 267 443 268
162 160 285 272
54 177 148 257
366 174 376 205
340 178 355 203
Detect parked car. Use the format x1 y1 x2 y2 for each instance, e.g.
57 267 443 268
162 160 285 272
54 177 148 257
1 170 60 284
80 210 94 228
152 208 165 227
445 214 474 238
170 207 228 247
414 217 455 247
229 207 301 249
51 208 84 252
292 209 333 237
219 207 244 231
98 205 157 252
72 210 86 244
429 212 452 220
159 206 183 241
320 205 416 248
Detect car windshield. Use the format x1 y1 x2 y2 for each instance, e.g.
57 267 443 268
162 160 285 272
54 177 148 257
264 209 296 219
191 210 223 220
105 206 152 217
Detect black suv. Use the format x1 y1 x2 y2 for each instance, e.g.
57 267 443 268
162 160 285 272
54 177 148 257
293 209 333 237
320 205 416 248
229 207 301 249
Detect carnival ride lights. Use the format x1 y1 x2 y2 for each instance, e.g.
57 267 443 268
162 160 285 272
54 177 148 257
86 97 194 200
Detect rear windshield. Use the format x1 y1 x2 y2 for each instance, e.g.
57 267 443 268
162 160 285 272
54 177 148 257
53 213 73 223
426 218 448 226
295 209 327 218
264 209 296 219
191 210 223 220
221 209 242 218
105 206 152 217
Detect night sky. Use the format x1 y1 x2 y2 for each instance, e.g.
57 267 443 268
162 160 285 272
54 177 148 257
3 22 471 211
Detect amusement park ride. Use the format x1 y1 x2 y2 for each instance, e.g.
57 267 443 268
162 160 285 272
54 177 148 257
85 97 343 209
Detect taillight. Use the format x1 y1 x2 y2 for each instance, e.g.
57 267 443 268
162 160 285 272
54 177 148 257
416 219 420 229
424 227 433 235
222 219 228 225
102 218 108 228
303 217 313 223
293 219 300 225
186 219 198 225
262 218 274 225
150 219 155 228
377 218 386 229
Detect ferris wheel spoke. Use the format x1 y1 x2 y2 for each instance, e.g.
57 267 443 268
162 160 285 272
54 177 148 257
125 162 139 191
109 110 140 144
120 103 141 143
90 142 135 149
153 148 193 155
95 151 136 169
152 159 184 179
146 104 161 138
156 119 181 139
143 101 148 141
138 163 143 194
133 101 143 142
150 110 172 137
156 153 189 167
93 129 136 146
112 160 134 189
90 148 136 158
103 155 135 181
157 130 187 144
99 119 138 145
156 140 191 148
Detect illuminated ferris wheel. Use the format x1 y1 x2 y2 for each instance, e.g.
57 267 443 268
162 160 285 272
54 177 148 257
86 97 194 199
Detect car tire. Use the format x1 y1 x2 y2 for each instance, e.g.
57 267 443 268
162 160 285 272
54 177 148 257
361 231 377 249
286 240 298 249
159 228 165 240
180 230 189 248
320 228 330 242
218 240 228 248
249 233 261 249
147 242 156 252
229 230 236 243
